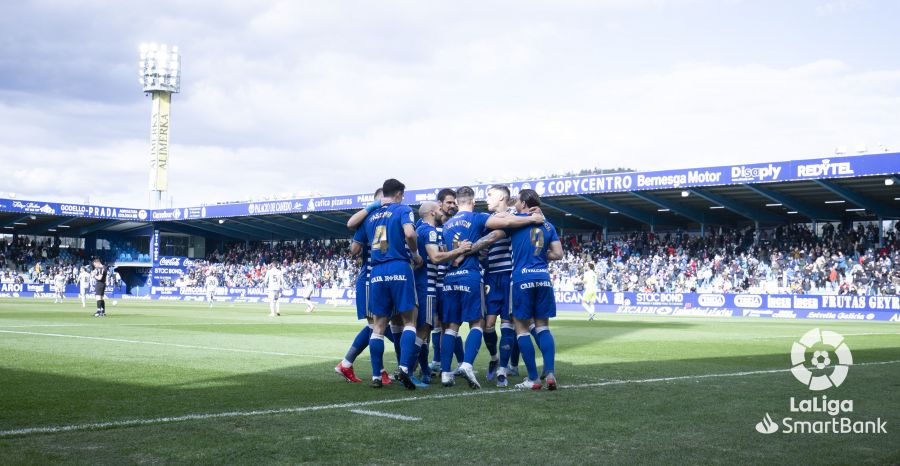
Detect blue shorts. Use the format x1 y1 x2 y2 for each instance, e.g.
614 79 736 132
434 287 444 327
484 272 511 320
441 279 485 325
368 261 417 317
355 279 372 320
416 287 437 329
510 280 556 321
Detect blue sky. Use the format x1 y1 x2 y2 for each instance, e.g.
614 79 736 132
1 0 898 207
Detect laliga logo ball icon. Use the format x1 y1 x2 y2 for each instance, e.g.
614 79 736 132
790 328 852 391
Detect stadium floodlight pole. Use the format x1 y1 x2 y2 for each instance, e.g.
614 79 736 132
139 43 181 208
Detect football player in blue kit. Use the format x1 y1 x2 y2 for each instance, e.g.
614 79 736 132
336 188 388 384
357 179 424 389
410 201 472 384
439 186 544 388
503 189 563 390
431 188 466 375
478 185 518 386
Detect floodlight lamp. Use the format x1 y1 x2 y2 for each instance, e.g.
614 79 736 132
886 178 895 186
139 43 181 92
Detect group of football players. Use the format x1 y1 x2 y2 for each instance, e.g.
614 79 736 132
334 179 562 391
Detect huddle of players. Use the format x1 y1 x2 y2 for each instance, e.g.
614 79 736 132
335 179 562 391
50 259 109 316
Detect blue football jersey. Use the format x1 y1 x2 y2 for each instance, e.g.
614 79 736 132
415 222 440 294
435 226 446 290
485 222 513 275
506 215 560 283
352 226 372 285
363 203 415 265
442 210 490 284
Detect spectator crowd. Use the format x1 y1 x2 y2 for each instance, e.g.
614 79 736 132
164 239 356 289
1 237 87 285
5 220 899 296
171 221 899 297
552 222 900 296
0 236 121 288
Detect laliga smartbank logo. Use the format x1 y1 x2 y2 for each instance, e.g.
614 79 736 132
754 328 887 435
755 413 779 434
791 328 851 390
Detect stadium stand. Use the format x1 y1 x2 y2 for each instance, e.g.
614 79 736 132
169 220 900 296
552 222 900 295
1 151 899 316
170 240 355 288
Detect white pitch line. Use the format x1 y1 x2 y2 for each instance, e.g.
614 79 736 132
1 359 897 438
0 324 91 328
561 373 618 383
0 330 337 360
755 332 900 339
0 321 367 329
113 321 364 327
349 409 421 421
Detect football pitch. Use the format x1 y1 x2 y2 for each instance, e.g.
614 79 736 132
0 299 897 465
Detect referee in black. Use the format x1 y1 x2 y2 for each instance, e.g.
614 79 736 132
92 257 108 317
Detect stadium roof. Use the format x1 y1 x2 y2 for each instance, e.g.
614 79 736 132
1 152 898 240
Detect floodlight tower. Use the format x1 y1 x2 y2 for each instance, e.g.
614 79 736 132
139 43 181 208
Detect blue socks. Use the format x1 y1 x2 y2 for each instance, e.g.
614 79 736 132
511 336 520 367
454 335 464 364
507 323 536 369
399 326 417 373
535 326 555 374
483 327 498 357
517 333 538 381
431 328 442 365
499 323 515 369
464 327 483 365
441 329 458 372
418 339 430 374
344 325 373 364
405 340 422 373
369 334 385 379
391 326 403 365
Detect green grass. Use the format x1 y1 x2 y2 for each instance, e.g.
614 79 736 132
0 298 898 465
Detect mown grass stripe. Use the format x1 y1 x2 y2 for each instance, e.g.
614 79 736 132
2 359 897 438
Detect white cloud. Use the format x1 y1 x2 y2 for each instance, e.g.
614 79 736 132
816 0 863 16
1 1 898 208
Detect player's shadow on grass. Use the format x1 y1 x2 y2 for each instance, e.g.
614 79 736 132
3 349 899 466
2 346 899 433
